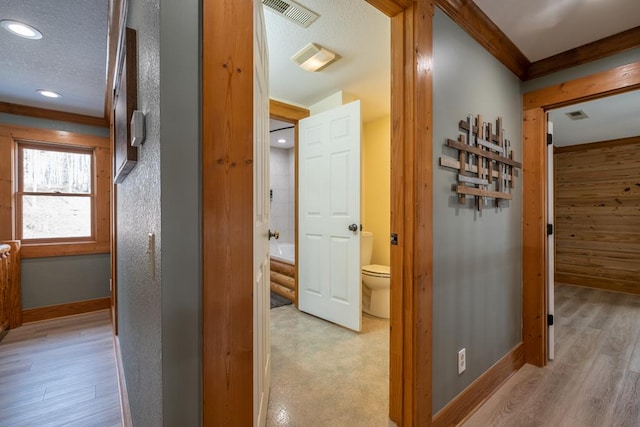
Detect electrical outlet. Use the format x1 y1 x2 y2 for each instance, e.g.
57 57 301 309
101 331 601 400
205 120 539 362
458 348 466 374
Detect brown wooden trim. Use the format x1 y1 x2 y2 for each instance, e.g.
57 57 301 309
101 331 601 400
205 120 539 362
527 26 640 80
269 99 309 122
202 0 254 424
554 135 640 153
389 11 404 424
434 0 529 80
22 297 111 323
433 343 525 426
522 107 547 367
0 124 111 148
524 62 640 110
365 0 415 17
21 242 110 258
556 274 640 296
0 102 108 128
0 136 13 241
113 335 133 427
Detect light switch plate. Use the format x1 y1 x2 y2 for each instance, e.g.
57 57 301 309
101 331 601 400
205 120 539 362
131 110 145 147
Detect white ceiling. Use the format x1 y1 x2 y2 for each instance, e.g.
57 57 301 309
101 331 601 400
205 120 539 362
264 0 390 123
474 0 640 62
549 90 640 147
0 0 108 117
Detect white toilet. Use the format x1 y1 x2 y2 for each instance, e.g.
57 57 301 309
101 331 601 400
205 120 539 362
360 231 391 319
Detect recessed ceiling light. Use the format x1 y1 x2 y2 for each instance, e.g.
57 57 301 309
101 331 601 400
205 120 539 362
277 138 287 144
36 89 62 98
0 20 42 40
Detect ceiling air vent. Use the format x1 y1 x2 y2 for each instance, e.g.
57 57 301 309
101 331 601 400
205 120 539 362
262 0 319 28
566 110 589 120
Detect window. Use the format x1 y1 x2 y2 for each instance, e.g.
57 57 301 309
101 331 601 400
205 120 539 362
0 124 110 258
17 143 95 241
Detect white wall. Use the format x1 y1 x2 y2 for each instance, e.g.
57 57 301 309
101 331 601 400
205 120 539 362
270 147 295 244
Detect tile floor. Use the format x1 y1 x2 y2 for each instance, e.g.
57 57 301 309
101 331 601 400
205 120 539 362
267 305 395 426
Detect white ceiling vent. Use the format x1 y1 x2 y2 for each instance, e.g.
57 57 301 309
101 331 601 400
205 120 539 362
262 0 319 28
566 110 589 120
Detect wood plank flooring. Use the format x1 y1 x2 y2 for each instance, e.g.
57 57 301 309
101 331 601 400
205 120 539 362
462 283 640 427
0 310 122 426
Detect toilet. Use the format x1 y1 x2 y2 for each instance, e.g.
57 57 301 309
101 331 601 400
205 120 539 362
360 231 391 319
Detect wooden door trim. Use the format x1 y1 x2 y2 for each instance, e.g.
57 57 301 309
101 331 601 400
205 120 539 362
522 61 640 367
203 1 434 425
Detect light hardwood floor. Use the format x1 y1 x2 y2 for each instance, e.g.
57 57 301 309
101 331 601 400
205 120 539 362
462 283 640 427
0 310 122 426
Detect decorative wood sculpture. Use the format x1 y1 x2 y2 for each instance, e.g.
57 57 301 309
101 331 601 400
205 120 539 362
440 115 522 211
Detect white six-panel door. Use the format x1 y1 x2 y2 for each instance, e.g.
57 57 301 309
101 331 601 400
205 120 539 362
298 101 362 332
253 1 270 425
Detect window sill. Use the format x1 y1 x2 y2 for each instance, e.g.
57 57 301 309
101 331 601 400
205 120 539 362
21 241 110 259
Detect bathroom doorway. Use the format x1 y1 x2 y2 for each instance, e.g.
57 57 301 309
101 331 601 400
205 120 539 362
267 93 392 423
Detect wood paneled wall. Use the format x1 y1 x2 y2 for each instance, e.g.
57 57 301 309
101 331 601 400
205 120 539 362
554 137 640 294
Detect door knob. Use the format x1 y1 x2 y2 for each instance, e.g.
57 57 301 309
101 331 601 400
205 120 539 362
348 224 358 232
269 229 279 240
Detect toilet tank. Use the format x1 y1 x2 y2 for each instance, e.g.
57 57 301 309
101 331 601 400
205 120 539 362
361 231 373 266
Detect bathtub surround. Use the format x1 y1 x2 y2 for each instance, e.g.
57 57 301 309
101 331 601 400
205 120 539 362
270 147 295 244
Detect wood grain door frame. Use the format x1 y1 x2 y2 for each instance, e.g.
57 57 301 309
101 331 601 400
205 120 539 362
202 1 434 425
522 62 640 367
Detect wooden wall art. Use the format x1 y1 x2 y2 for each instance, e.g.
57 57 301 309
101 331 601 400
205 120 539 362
439 115 522 211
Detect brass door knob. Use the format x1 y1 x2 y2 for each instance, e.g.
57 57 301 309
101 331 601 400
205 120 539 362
269 230 279 240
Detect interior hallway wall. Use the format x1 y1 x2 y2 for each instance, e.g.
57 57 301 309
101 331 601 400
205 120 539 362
432 7 523 413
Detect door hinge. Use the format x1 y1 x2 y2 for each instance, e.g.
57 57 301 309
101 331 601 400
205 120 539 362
547 314 554 326
547 133 553 145
547 224 553 235
390 233 398 246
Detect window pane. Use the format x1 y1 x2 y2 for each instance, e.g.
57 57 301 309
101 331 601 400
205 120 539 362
22 195 91 239
22 148 91 193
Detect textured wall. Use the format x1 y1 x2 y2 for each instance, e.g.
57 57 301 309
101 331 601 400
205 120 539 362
21 254 110 309
118 0 163 425
270 147 295 243
362 116 390 266
432 8 523 413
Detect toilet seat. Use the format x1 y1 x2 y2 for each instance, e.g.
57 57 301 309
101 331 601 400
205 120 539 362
362 264 390 278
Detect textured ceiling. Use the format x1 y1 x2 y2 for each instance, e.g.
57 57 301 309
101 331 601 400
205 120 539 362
264 0 390 123
549 90 640 147
474 0 640 62
0 0 107 117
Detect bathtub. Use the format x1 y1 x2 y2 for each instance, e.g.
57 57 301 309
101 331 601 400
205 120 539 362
270 241 295 265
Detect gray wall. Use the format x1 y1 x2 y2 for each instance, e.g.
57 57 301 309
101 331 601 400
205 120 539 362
21 254 110 309
118 0 201 425
432 8 523 413
159 0 201 424
523 47 640 93
0 113 110 309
